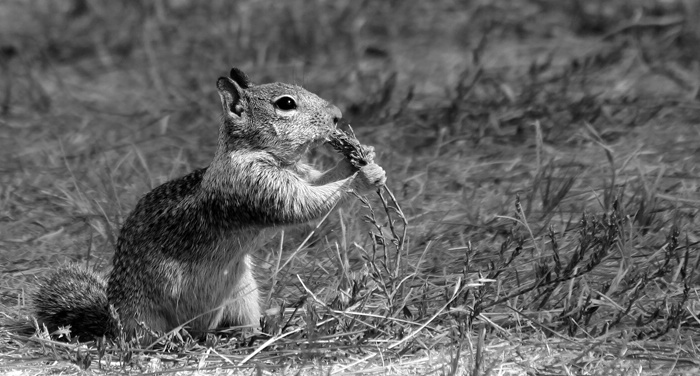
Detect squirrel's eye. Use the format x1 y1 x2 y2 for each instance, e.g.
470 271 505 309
274 96 297 111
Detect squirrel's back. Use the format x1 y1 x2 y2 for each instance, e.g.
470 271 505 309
107 165 273 336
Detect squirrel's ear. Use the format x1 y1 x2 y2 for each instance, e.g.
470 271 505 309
229 67 251 89
217 77 244 117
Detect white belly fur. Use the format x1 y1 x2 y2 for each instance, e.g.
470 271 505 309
165 228 277 332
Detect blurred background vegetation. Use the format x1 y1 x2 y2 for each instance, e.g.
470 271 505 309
3 0 698 266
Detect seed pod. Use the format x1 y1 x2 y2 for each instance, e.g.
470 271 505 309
326 127 373 168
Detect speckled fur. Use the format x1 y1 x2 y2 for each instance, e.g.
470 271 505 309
33 68 386 341
33 265 117 339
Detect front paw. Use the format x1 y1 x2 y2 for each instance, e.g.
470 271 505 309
352 163 386 193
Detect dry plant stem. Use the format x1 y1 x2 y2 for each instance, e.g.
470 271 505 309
357 193 403 309
296 276 385 334
277 198 340 273
377 186 408 277
299 274 430 332
328 126 410 308
238 323 308 366
473 324 485 376
209 347 236 366
266 230 286 304
332 277 462 374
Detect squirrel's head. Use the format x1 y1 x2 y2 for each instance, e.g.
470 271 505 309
216 68 342 165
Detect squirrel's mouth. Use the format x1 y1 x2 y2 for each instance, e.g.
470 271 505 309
287 136 326 163
300 137 326 155
288 126 335 163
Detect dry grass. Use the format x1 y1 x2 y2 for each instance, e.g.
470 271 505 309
2 0 700 374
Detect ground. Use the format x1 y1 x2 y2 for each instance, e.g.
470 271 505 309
1 0 700 375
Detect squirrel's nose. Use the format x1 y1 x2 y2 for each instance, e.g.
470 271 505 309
328 104 342 126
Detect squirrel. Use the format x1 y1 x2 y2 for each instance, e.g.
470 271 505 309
32 68 386 341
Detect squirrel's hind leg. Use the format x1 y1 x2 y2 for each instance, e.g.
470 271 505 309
217 254 261 329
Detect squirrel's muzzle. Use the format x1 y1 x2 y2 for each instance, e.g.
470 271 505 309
328 104 342 128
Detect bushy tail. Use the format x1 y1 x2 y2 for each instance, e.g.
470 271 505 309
33 265 117 340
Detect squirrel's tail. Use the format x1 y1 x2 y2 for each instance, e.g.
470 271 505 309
33 265 117 340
